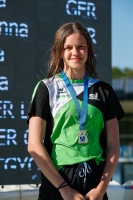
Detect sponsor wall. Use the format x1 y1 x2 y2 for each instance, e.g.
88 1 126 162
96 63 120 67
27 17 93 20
0 0 111 184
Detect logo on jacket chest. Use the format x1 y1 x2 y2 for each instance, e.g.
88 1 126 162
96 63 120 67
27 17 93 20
89 92 100 101
56 87 71 98
58 88 66 93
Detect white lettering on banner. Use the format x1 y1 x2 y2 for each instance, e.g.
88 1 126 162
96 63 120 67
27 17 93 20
0 0 6 8
86 27 97 44
0 21 28 37
0 76 8 91
4 157 29 169
66 0 97 19
0 129 17 146
0 157 39 170
0 49 4 62
21 101 27 119
0 100 15 118
0 100 28 118
24 129 28 145
0 129 29 146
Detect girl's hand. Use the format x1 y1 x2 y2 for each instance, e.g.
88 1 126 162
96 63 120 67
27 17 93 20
60 185 85 200
84 188 103 200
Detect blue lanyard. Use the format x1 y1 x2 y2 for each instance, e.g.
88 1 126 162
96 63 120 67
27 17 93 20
61 70 88 130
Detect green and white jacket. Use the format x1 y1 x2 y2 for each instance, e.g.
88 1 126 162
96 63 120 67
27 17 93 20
27 74 125 170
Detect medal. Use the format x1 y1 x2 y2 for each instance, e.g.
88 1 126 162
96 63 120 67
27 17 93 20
61 70 89 144
78 130 88 144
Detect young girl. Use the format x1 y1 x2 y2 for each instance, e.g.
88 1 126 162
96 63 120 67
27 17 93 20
27 22 125 200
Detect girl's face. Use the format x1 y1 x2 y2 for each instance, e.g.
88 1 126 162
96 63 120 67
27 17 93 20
62 32 88 76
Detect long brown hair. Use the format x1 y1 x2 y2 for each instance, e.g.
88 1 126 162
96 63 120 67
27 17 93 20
47 22 98 78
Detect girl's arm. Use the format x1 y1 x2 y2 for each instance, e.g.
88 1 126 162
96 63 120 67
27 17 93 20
85 117 120 200
28 115 65 188
28 115 85 200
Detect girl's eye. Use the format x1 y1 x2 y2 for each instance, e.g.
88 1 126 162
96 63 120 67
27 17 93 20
64 46 86 50
78 46 85 49
64 47 72 50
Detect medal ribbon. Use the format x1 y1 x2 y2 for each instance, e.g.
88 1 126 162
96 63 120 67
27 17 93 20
61 70 88 130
